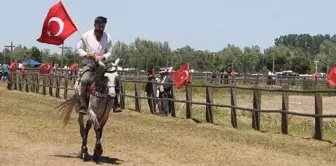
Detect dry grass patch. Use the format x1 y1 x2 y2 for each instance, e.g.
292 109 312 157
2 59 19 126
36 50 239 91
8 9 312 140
2 82 336 165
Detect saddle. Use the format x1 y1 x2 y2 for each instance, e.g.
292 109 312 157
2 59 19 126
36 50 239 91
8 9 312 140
77 60 118 104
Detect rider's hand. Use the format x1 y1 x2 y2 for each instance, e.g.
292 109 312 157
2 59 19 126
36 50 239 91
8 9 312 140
95 56 105 61
86 53 95 61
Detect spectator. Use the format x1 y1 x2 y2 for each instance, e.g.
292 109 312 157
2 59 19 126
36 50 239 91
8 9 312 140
113 75 122 112
145 70 156 113
231 70 235 83
157 67 173 116
2 62 9 81
0 61 2 80
267 70 275 85
18 62 23 71
211 71 217 83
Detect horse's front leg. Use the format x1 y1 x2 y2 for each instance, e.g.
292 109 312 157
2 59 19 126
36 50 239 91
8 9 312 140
93 125 104 163
78 114 92 161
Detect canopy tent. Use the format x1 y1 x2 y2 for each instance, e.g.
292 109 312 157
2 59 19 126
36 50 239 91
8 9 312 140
22 60 42 66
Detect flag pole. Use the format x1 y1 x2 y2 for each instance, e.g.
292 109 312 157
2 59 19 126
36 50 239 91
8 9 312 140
59 0 92 55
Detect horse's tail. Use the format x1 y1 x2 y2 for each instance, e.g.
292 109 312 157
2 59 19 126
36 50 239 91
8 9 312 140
55 79 81 127
54 94 78 127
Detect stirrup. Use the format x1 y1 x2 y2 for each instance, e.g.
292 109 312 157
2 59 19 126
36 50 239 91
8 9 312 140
78 107 88 115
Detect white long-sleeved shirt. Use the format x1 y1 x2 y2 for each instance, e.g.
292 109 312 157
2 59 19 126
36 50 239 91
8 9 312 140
76 29 113 66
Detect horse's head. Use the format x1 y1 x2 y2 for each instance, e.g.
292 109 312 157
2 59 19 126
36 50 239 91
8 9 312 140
102 58 120 97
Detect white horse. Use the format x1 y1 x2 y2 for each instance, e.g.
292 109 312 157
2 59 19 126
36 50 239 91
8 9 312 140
55 58 120 163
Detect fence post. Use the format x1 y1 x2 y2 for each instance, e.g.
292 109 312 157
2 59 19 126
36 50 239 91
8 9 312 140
56 76 60 98
205 86 214 123
151 82 157 114
120 81 125 109
134 82 141 112
35 73 40 93
32 73 36 92
19 73 23 91
186 84 192 119
14 72 18 90
252 89 261 130
30 74 34 92
231 88 238 128
49 75 53 96
281 86 289 134
43 75 47 95
170 86 176 117
7 73 13 90
314 93 323 140
25 74 29 92
64 74 69 99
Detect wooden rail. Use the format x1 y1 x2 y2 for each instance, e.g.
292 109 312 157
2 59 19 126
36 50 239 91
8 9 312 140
7 71 77 99
6 72 336 141
14 68 330 86
118 79 336 141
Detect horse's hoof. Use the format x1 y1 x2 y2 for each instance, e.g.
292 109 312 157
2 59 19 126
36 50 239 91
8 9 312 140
83 152 90 162
93 148 103 163
80 146 90 161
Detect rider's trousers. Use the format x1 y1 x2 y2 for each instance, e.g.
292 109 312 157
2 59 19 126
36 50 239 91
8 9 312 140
79 65 95 109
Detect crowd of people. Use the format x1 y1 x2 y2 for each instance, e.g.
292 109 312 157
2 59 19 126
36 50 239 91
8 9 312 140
0 61 25 81
211 68 236 84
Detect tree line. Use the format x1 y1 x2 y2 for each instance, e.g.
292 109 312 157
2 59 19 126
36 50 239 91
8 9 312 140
1 34 336 74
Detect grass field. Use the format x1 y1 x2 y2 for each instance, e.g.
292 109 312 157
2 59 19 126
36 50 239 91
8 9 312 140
1 82 336 165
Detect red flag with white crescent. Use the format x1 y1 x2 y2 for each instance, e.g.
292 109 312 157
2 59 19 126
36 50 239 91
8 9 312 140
327 67 336 87
171 64 190 89
40 63 52 74
37 1 77 45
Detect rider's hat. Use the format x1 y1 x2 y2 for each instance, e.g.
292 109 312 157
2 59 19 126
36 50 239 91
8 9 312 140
159 67 168 74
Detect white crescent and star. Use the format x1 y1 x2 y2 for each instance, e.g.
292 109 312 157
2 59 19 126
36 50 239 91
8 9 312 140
47 17 64 37
180 70 189 80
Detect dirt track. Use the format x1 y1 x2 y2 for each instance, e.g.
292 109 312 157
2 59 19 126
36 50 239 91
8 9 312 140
1 84 336 166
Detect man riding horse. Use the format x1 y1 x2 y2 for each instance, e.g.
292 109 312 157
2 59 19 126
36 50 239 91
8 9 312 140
76 16 118 115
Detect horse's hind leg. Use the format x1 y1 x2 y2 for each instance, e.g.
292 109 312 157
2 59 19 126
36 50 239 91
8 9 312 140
78 115 92 161
93 125 104 163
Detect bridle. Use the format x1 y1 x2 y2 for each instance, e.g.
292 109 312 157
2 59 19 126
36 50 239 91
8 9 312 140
88 60 118 98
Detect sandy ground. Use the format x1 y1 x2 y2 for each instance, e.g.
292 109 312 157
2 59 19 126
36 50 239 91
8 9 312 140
1 83 336 166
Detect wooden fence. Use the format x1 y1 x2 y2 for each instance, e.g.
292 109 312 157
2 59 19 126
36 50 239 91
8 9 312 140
7 71 77 99
14 68 330 87
6 72 336 141
118 79 336 141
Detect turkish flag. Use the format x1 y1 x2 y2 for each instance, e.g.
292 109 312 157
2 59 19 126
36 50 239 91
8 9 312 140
327 67 336 87
70 63 79 70
40 63 52 74
37 1 77 45
172 64 190 89
9 62 16 72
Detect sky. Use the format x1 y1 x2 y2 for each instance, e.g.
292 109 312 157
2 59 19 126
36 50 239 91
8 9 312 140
1 0 336 54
